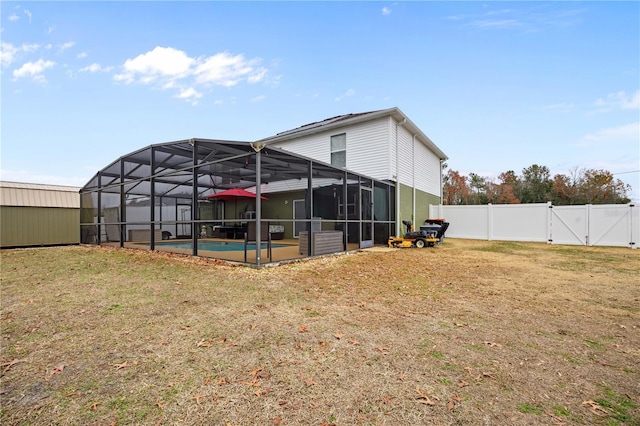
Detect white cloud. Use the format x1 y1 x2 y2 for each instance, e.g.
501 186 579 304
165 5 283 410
269 73 282 87
77 52 87 59
22 43 39 53
472 19 522 29
382 7 392 16
603 90 639 109
335 88 356 101
251 95 266 103
194 52 266 87
24 9 32 24
537 103 574 112
591 90 640 114
486 9 515 16
176 87 202 105
9 14 19 22
247 67 267 84
114 46 269 103
79 63 113 73
1 42 18 66
627 91 640 109
460 7 585 32
12 59 55 83
114 46 195 84
58 42 75 53
580 122 639 146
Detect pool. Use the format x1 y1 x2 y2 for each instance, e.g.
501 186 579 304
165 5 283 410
154 240 289 252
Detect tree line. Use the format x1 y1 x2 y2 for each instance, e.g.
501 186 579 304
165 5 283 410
442 164 632 205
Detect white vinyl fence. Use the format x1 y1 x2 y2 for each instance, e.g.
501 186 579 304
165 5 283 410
429 202 637 249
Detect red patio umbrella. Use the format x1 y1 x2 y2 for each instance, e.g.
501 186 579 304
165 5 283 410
206 188 267 220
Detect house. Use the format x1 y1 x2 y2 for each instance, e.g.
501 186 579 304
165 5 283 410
0 181 80 248
260 107 448 235
79 107 447 266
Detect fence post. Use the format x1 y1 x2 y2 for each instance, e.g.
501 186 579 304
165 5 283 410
547 202 553 244
631 203 636 249
487 203 492 241
586 204 592 246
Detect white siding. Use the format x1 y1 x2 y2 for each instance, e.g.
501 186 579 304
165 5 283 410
271 118 390 181
414 140 442 196
389 118 397 180
396 126 413 187
271 133 328 164
345 118 390 180
270 113 443 199
394 126 441 196
254 177 341 195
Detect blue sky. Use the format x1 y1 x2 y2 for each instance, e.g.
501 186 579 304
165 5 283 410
2 1 639 201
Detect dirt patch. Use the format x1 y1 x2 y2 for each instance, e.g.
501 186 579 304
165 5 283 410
1 240 638 425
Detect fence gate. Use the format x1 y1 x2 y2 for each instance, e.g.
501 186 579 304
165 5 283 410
549 205 588 246
588 204 635 248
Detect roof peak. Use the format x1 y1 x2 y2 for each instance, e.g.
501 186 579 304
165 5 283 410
266 108 397 141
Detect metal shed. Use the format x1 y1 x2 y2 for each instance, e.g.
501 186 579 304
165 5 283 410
0 181 80 248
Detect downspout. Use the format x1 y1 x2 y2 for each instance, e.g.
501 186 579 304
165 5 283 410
395 118 406 236
440 159 444 206
412 134 416 225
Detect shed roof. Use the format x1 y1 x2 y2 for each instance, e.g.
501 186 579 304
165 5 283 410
0 181 80 208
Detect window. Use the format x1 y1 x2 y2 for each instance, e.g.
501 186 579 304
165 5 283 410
330 133 346 167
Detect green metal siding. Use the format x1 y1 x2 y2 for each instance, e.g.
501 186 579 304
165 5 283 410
399 184 415 223
398 183 441 226
262 190 305 239
415 190 441 222
0 207 80 247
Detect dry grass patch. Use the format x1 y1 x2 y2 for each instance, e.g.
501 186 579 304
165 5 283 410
1 240 639 425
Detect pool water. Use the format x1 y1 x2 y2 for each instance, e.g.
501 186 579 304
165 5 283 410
155 240 289 252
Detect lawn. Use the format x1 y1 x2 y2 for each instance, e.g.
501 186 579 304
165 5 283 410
1 239 638 425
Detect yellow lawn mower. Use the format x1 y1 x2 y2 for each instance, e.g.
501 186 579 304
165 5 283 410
388 219 449 248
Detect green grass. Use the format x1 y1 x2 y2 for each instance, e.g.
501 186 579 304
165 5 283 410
517 403 543 415
552 404 570 417
565 356 581 365
584 338 606 351
429 350 445 359
594 386 639 425
472 241 533 255
1 242 638 426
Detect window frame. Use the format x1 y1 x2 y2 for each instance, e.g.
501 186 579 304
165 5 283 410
330 133 346 168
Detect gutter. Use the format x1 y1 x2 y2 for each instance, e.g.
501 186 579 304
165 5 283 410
396 118 406 236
